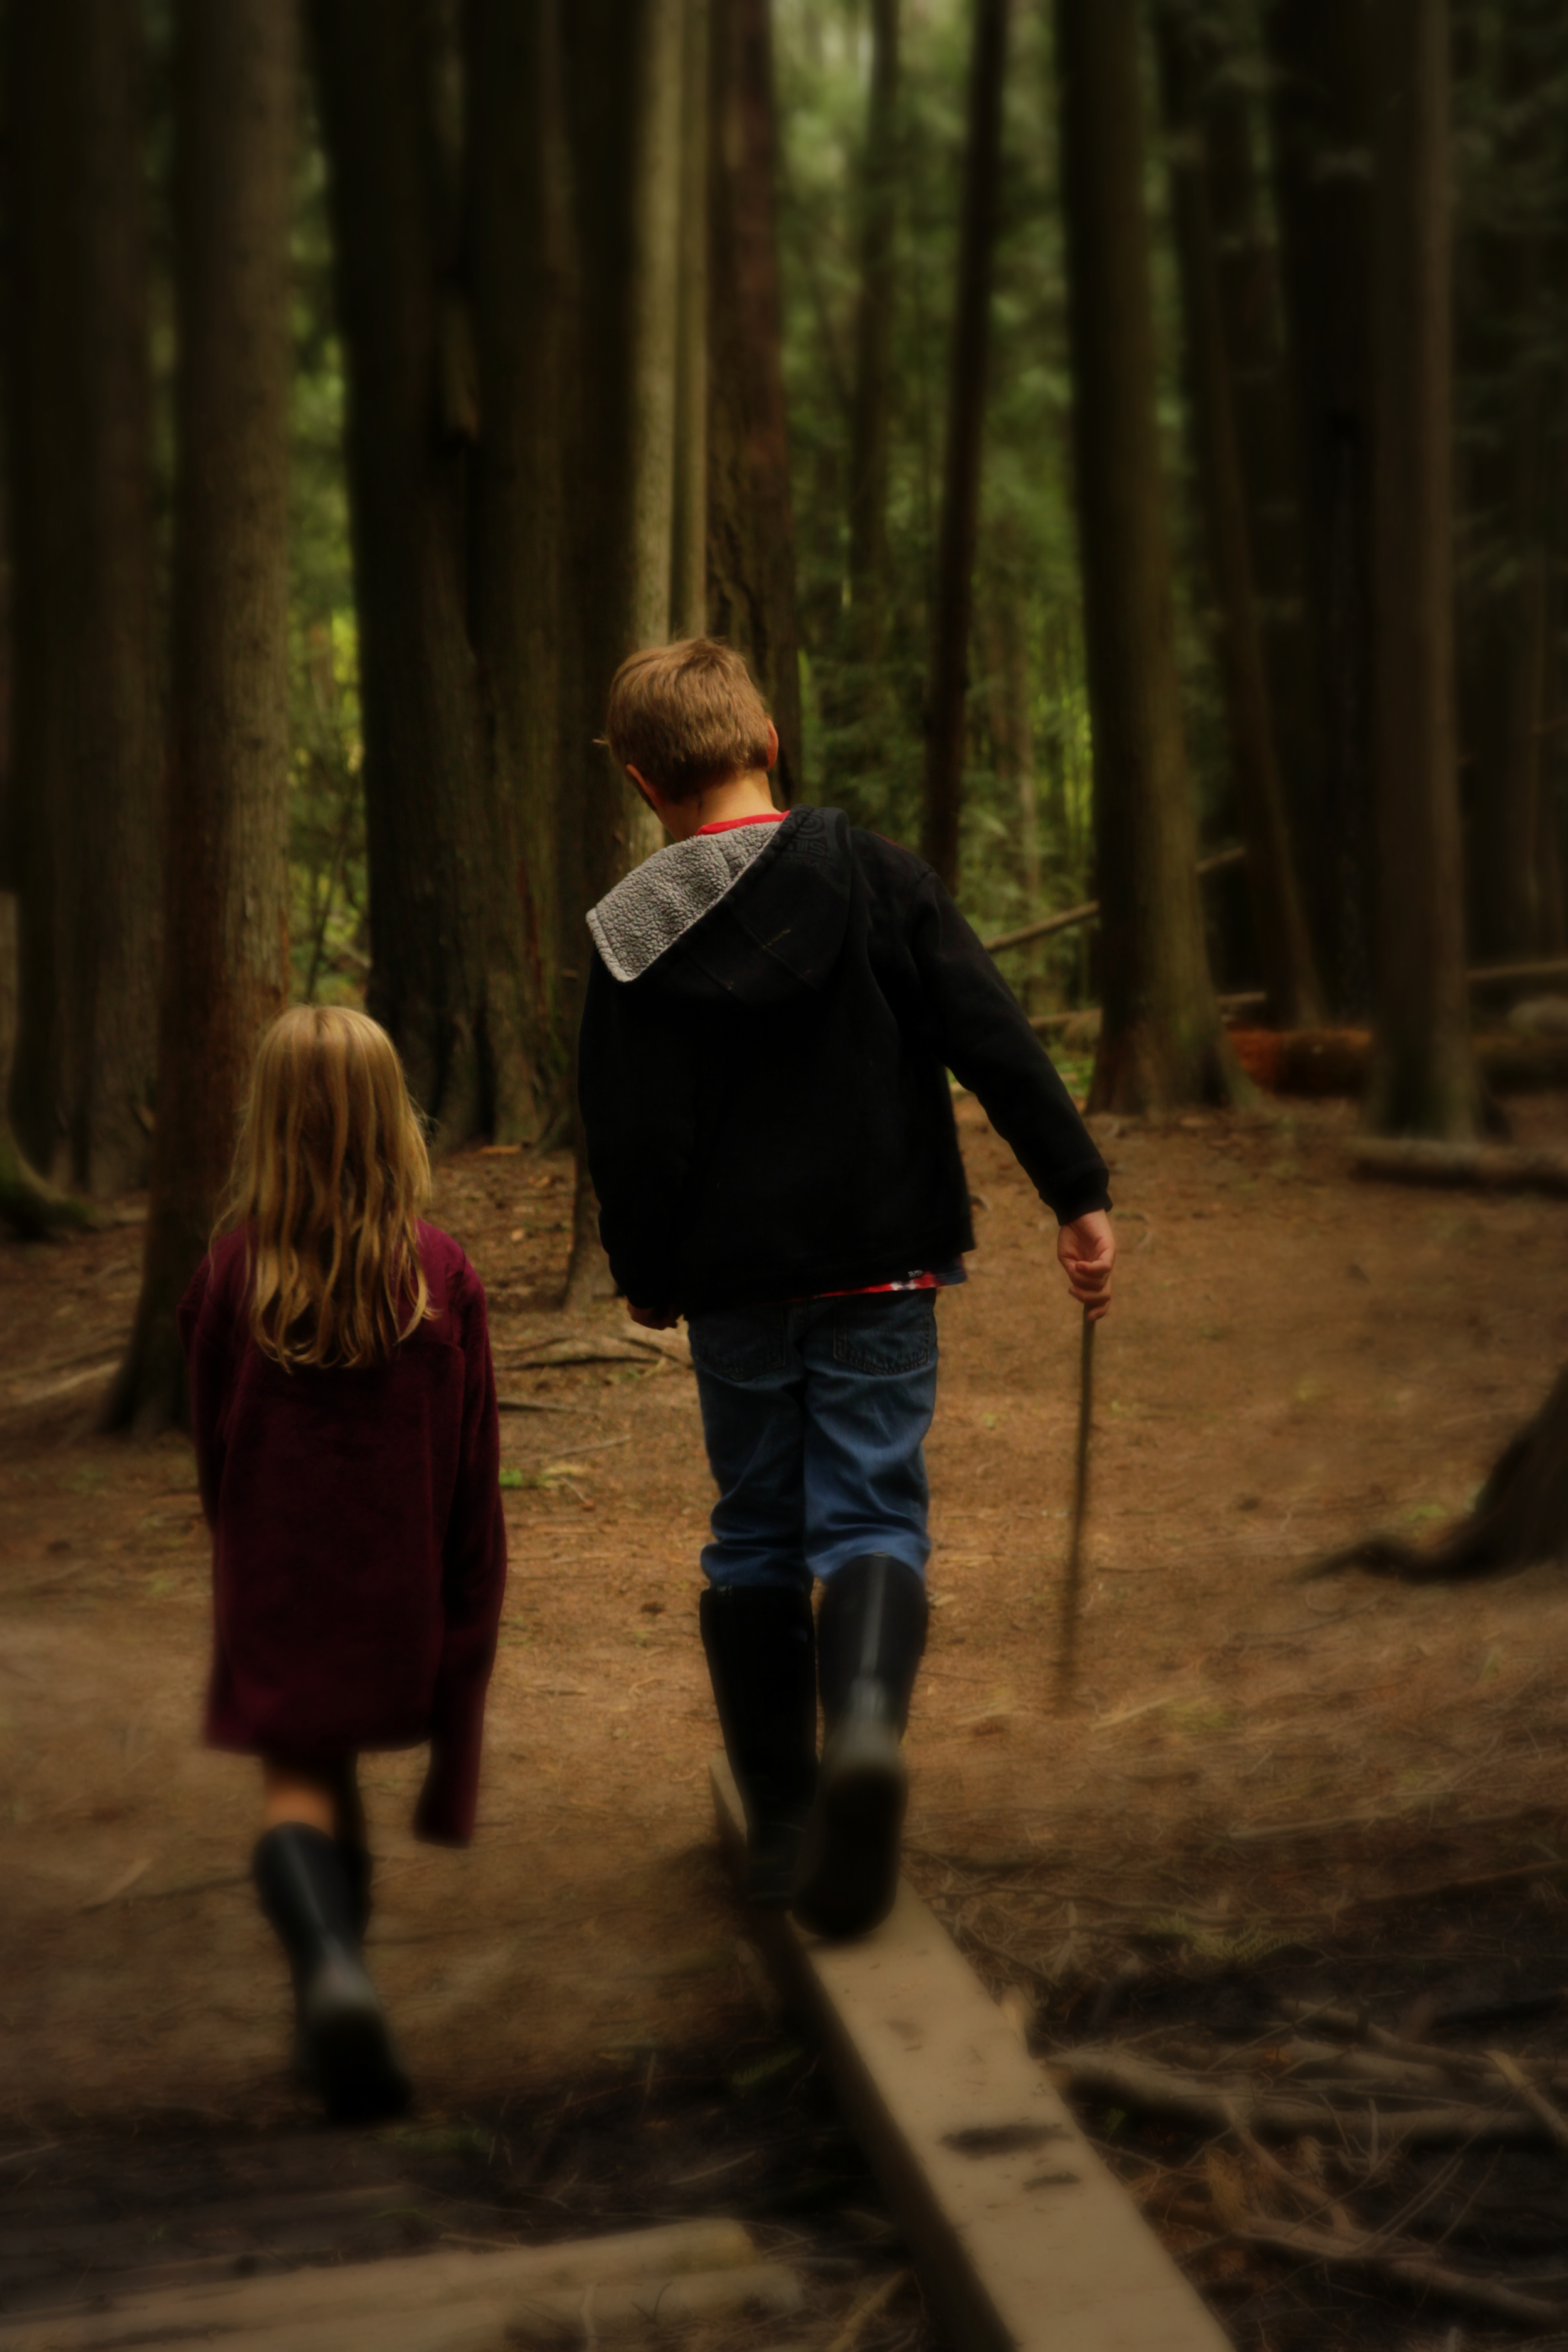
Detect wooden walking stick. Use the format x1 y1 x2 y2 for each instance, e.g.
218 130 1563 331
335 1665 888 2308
1057 1306 1095 1700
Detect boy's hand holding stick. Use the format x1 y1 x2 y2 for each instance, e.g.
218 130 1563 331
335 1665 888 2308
1056 1212 1113 1700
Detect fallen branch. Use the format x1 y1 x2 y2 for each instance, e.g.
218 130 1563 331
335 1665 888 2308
1347 1857 1568 1910
1059 2045 1544 2149
1276 2002 1507 2089
1229 2208 1568 2329
824 2269 912 2352
983 846 1244 955
1488 2052 1568 2153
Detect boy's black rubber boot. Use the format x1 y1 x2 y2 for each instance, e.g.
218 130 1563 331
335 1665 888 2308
791 1554 928 1940
253 1825 410 2125
699 1583 819 1906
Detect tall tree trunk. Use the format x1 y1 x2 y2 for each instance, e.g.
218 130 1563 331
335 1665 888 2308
921 0 1009 896
0 893 90 1233
628 0 685 681
985 574 1039 905
1366 0 1476 1140
1266 0 1377 1014
107 0 295 1434
672 0 711 639
1054 0 1239 1113
1157 4 1325 1029
466 0 582 1137
1205 28 1333 999
1458 0 1559 965
561 0 689 1306
5 0 161 1196
706 0 804 805
846 0 899 664
312 0 528 1146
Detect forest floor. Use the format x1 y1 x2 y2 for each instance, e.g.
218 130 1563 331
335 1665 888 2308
4 1089 1568 2349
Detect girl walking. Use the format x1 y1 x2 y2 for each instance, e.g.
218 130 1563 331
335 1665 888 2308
179 1007 507 2123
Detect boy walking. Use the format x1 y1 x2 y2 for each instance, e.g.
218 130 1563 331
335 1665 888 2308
578 641 1113 1938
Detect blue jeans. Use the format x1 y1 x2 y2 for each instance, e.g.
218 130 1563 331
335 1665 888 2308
687 1292 939 1592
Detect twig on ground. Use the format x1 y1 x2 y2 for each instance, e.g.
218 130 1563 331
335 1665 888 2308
1059 2045 1547 2149
1488 2053 1568 2153
825 2268 912 2352
1231 2208 1568 2328
1278 2000 1568 2095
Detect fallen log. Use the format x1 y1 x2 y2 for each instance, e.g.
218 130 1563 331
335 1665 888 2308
1348 1136 1568 1194
1227 1032 1568 1099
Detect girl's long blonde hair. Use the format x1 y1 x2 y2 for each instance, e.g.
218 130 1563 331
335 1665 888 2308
225 1007 432 1370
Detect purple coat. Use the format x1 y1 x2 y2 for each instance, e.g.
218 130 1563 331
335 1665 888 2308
178 1221 507 1844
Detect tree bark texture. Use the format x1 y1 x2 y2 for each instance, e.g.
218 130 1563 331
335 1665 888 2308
1456 0 1562 965
560 0 677 1308
707 0 804 805
1266 0 1377 1014
672 0 711 639
1205 52 1331 986
312 0 528 1146
1054 0 1237 1113
983 574 1039 906
921 0 1009 895
466 0 583 1137
1367 0 1476 1140
5 0 161 1196
628 0 685 669
108 0 295 1434
0 892 91 1236
1157 6 1325 1029
1315 1354 1568 1582
846 0 899 663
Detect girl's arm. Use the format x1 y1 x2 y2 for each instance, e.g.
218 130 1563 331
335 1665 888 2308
177 1249 230 1524
415 1259 507 1844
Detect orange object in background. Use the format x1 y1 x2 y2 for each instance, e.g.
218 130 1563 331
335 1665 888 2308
1227 1029 1285 1090
1227 1029 1374 1095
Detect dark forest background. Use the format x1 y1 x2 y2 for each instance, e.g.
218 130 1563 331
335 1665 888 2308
1 0 1563 1429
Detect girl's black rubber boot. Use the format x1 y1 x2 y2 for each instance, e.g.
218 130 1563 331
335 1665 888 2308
253 1825 410 2125
337 1836 373 1942
791 1554 928 1939
699 1582 819 1906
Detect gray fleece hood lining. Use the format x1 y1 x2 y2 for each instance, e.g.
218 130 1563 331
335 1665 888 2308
586 822 783 983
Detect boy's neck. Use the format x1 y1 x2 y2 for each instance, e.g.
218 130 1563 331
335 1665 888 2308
657 770 777 842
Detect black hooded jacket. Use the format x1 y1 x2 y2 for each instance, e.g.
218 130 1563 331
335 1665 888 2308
576 806 1110 1313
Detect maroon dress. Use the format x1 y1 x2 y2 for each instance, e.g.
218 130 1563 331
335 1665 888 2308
178 1221 507 1845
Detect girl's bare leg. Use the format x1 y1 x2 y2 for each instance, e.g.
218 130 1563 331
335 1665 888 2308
261 1759 337 1835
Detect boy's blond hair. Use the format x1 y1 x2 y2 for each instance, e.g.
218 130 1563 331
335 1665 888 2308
605 637 772 800
225 1006 432 1370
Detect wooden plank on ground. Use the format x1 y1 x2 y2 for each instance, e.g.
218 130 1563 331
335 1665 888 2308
712 1757 1227 2352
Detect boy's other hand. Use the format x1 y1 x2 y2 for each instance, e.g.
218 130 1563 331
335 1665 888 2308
1057 1210 1115 1321
628 1303 681 1330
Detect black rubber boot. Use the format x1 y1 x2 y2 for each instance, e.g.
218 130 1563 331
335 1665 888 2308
699 1583 819 1906
791 1554 928 1939
253 1826 410 2124
337 1838 373 1943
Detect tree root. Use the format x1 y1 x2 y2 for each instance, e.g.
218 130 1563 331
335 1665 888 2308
0 1129 97 1239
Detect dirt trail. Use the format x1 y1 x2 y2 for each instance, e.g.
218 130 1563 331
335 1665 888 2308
4 1093 1568 2344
